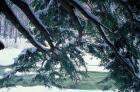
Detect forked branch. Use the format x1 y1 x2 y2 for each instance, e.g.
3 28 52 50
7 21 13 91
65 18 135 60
69 0 139 79
0 0 49 52
11 0 55 49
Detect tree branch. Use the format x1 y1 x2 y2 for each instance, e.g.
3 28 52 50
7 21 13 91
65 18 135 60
69 0 140 79
10 0 55 49
96 25 136 75
68 0 112 31
0 41 5 50
61 0 83 41
46 0 54 12
0 0 49 52
35 0 54 16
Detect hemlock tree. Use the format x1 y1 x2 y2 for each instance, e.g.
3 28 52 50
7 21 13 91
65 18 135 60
0 0 140 91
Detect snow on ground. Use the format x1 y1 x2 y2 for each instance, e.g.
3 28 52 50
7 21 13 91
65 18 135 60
0 48 22 66
83 53 108 72
0 48 108 72
0 38 108 72
0 38 32 65
0 48 111 92
0 40 109 92
0 86 114 92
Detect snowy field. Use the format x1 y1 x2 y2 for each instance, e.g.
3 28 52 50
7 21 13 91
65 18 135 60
0 48 108 72
0 86 115 92
0 40 111 92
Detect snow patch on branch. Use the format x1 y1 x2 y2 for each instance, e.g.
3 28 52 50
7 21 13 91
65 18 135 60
35 0 54 16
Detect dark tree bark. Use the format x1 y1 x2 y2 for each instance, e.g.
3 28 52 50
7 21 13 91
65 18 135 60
61 0 84 41
11 0 54 49
0 41 4 50
0 0 49 52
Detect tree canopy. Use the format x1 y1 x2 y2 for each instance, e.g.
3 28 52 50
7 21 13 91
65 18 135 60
0 0 140 91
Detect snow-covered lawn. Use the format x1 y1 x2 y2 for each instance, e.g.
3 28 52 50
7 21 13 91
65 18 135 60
0 48 22 66
0 48 110 92
0 48 108 72
0 86 114 92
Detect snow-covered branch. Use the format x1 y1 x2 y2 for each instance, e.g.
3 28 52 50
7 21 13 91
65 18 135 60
0 0 49 52
45 0 54 11
69 0 140 79
61 0 83 41
11 0 55 49
35 0 54 16
68 0 111 31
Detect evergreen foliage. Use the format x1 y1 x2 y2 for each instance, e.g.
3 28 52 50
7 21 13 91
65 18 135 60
0 0 140 91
